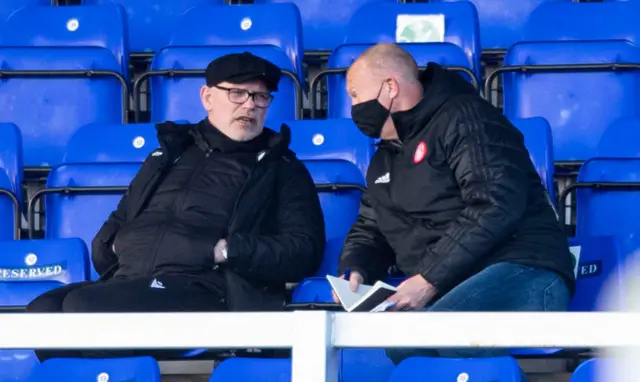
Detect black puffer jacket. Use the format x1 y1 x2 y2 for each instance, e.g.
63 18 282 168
92 119 326 310
338 63 575 295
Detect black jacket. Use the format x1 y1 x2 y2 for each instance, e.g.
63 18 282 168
91 120 325 311
338 63 575 295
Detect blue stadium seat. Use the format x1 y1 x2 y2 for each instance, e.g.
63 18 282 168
62 123 158 163
570 358 617 382
430 0 571 50
211 353 394 382
596 117 640 159
501 40 640 163
0 350 39 382
38 124 156 280
0 123 22 241
148 46 299 123
322 42 474 119
0 238 89 307
210 358 290 382
524 1 640 44
286 119 374 178
572 115 640 242
303 161 364 277
343 2 481 80
252 0 397 52
1 4 130 80
510 117 556 202
27 356 161 382
389 356 523 382
0 47 127 168
169 3 304 87
0 0 50 26
81 0 225 53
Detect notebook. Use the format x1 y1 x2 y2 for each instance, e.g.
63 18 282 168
326 275 398 312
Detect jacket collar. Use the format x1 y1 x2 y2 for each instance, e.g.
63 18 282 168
154 119 292 160
391 62 478 143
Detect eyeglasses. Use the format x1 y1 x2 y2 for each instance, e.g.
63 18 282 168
215 85 274 108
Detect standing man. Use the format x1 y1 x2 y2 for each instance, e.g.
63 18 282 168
336 43 575 365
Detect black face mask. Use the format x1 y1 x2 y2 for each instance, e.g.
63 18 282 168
351 82 394 139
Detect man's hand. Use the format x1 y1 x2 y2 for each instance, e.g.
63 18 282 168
332 270 364 304
387 274 437 311
214 239 228 263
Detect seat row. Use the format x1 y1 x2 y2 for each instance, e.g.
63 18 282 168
1 116 638 314
1 0 596 54
0 347 616 381
1 1 640 168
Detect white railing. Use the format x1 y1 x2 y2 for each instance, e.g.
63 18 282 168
1 311 640 382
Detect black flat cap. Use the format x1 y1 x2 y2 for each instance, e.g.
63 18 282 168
205 52 281 92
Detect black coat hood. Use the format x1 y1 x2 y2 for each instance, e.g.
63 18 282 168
392 62 478 143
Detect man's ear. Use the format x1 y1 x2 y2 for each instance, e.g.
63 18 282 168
386 77 400 100
200 85 212 112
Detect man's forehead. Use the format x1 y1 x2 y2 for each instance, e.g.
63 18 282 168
346 62 369 91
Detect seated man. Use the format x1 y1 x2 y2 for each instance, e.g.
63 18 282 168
27 52 325 359
336 44 575 368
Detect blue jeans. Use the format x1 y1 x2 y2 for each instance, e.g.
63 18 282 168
385 262 571 367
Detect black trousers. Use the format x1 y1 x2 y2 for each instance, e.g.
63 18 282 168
26 275 226 361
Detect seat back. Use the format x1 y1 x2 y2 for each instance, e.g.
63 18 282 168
303 161 364 277
286 119 374 178
170 3 304 84
326 42 473 119
389 356 523 382
0 123 22 197
431 0 571 50
62 123 158 163
150 46 297 123
0 0 50 26
524 1 640 45
510 117 555 202
0 350 38 382
570 358 619 382
0 47 126 167
81 0 225 53
2 4 130 79
0 123 22 241
27 356 161 382
44 124 156 279
253 0 397 52
344 1 481 79
576 158 640 241
0 238 88 307
502 40 640 162
210 358 290 382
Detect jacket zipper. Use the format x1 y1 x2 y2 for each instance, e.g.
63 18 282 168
146 148 213 275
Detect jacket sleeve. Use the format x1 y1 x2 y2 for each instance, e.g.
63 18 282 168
89 149 158 277
418 118 530 292
338 190 395 284
226 158 325 284
90 189 129 277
